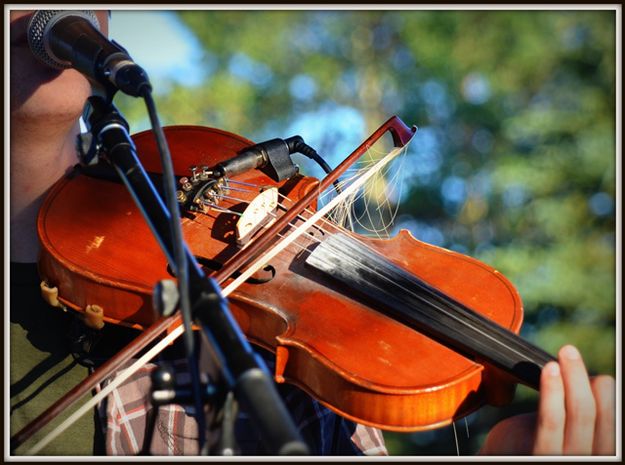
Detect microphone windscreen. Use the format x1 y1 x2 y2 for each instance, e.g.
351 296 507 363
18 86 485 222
27 10 100 69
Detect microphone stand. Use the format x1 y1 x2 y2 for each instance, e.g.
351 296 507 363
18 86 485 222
82 95 308 455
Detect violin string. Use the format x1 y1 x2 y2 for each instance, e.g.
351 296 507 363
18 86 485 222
223 185 257 194
226 179 263 188
200 202 243 216
452 421 460 456
216 193 250 203
274 203 332 237
265 212 322 252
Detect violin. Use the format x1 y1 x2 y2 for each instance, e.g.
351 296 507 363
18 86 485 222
34 117 555 435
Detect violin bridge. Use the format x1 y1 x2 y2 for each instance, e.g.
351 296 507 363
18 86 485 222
236 187 279 246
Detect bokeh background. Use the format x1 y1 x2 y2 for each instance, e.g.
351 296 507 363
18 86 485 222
109 8 618 455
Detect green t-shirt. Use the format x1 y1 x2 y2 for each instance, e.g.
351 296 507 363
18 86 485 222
10 262 96 455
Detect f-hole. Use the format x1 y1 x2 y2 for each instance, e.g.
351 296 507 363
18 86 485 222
166 256 276 285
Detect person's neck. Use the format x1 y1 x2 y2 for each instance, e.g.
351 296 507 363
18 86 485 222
10 118 81 263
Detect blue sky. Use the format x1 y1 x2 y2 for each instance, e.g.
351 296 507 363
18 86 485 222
109 10 206 90
107 10 371 170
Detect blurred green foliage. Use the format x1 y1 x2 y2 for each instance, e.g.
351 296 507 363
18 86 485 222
115 9 617 455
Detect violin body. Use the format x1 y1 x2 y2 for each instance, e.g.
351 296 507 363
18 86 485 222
38 125 523 432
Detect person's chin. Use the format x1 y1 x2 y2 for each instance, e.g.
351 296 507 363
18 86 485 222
11 67 90 119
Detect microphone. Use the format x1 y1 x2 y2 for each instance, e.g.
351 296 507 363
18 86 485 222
214 136 335 184
213 137 303 182
27 10 151 97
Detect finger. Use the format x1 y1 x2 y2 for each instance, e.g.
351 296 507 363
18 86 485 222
591 375 616 455
479 413 536 455
533 361 565 455
559 345 596 454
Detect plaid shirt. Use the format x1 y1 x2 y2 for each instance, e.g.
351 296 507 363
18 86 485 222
98 355 387 456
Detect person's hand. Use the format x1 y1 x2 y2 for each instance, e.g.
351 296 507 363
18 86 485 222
480 345 615 455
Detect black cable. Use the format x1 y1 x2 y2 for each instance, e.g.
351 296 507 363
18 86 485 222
140 406 158 455
285 136 341 193
141 88 207 453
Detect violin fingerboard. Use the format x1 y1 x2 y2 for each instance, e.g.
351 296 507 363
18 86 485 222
305 232 555 390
